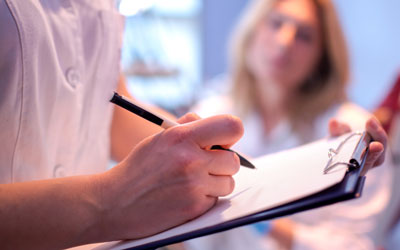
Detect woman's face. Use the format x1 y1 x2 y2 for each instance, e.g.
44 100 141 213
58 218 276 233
246 0 323 91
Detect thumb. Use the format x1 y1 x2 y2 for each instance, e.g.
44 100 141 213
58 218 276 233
186 115 244 149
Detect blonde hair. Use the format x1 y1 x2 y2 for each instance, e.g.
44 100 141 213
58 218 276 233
229 0 349 129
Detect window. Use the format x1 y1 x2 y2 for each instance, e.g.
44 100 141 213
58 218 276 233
118 0 202 115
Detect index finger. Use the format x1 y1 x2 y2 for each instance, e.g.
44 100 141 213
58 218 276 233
185 115 244 149
365 117 387 167
177 112 201 124
328 119 351 137
366 117 387 149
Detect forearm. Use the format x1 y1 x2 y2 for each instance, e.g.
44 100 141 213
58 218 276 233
0 113 244 249
110 76 176 161
0 175 106 249
111 102 162 161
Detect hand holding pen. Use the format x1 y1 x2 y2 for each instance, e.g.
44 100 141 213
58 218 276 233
102 92 247 238
110 92 255 169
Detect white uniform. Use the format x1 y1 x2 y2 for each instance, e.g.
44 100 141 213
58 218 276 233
0 0 123 183
185 93 393 250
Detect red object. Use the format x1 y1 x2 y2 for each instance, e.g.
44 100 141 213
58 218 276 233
374 74 400 133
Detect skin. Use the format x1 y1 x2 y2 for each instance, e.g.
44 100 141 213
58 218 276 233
329 117 386 171
243 0 387 248
0 81 387 250
248 0 322 90
245 0 323 132
0 77 243 249
0 1 388 247
267 118 387 250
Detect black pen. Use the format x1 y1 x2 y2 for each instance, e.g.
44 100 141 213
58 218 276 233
110 92 256 169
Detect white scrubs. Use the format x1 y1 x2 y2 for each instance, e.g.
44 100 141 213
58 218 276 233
187 93 393 250
0 0 123 183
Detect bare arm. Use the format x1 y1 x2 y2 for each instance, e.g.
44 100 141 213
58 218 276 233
1 114 243 249
110 75 176 161
0 175 104 249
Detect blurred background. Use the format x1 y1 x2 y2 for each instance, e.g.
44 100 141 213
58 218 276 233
117 0 400 115
116 1 400 245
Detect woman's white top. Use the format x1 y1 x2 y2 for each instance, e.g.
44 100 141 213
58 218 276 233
185 94 393 250
0 0 123 183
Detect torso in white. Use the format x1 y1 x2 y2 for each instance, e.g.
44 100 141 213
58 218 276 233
0 0 123 183
186 92 393 250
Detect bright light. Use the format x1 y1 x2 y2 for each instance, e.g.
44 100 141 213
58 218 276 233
118 0 155 17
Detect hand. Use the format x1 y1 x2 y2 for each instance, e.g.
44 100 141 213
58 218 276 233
328 117 387 170
176 112 202 124
98 115 243 241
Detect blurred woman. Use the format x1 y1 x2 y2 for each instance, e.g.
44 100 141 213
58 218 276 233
185 0 393 249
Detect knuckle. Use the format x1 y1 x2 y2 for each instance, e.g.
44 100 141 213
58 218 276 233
185 112 201 121
180 174 202 197
214 176 235 196
177 112 200 124
376 155 385 167
176 150 200 172
226 177 235 194
219 152 240 175
165 126 193 146
188 201 207 217
232 154 241 174
222 115 244 137
183 192 208 217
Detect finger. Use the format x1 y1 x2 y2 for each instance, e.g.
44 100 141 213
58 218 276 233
204 196 218 210
206 175 236 197
366 117 387 149
177 112 201 124
328 119 351 137
186 115 244 149
366 141 385 167
204 150 241 176
366 117 387 167
185 196 218 220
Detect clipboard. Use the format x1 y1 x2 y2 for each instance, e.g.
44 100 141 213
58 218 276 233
96 132 371 250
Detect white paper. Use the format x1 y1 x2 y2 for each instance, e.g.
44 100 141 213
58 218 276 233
96 132 362 250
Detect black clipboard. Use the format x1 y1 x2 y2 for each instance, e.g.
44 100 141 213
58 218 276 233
97 132 371 250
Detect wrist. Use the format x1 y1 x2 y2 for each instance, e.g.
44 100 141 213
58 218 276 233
76 172 116 244
89 173 112 243
87 168 128 243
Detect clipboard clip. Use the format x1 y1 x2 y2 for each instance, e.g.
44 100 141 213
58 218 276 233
323 131 371 174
